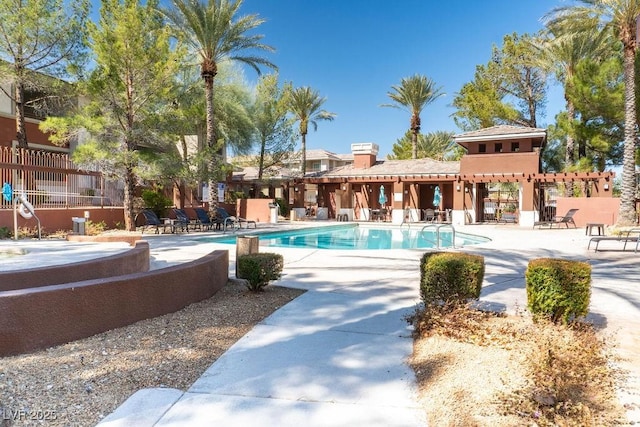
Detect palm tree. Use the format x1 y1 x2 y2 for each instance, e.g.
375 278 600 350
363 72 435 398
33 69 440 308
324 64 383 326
163 0 275 206
546 0 640 225
382 74 444 159
286 86 336 176
537 18 612 172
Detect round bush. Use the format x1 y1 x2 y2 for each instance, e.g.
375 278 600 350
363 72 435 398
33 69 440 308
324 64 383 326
420 252 484 305
237 252 283 292
525 258 591 324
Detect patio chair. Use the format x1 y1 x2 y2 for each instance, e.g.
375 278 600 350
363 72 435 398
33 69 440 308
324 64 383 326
137 209 174 234
423 208 436 222
215 207 257 232
194 207 215 230
534 208 579 229
483 201 497 222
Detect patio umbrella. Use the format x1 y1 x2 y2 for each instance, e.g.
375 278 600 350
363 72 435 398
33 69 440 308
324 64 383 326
433 186 441 208
379 185 387 207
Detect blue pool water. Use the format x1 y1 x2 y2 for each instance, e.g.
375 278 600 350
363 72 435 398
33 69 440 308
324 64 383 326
205 224 490 250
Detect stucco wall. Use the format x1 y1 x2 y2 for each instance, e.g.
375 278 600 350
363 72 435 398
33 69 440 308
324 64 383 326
0 240 149 292
0 249 229 356
0 115 54 147
0 207 124 232
555 197 621 226
236 198 273 223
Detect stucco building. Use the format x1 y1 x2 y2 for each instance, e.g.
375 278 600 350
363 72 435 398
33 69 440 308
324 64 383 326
304 126 616 227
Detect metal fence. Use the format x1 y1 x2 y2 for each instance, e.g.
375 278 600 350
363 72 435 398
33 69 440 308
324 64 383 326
0 147 123 209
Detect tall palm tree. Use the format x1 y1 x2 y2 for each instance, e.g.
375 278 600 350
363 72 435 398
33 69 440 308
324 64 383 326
546 0 640 225
286 86 336 176
537 18 612 172
382 74 444 159
163 0 275 206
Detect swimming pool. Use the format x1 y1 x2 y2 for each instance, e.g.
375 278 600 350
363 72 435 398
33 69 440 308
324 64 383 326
205 224 490 250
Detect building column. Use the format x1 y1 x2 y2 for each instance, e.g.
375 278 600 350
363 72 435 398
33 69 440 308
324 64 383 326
339 182 355 221
293 183 305 208
403 183 420 222
519 179 536 227
451 181 467 226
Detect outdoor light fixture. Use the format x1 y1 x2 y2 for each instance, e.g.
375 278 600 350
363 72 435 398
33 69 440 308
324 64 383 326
604 183 610 190
456 185 461 191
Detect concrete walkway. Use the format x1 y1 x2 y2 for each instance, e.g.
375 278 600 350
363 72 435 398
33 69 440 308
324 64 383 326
57 224 638 426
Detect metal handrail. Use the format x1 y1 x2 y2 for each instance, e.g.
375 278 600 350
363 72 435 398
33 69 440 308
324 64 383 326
420 223 456 249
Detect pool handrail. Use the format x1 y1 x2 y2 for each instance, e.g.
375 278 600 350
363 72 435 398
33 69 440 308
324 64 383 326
420 223 456 249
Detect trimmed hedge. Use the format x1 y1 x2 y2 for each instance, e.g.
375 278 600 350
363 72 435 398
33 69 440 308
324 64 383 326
419 252 485 305
525 258 591 324
237 252 284 292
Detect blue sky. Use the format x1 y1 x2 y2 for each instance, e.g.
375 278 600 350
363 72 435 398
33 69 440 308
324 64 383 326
238 0 567 158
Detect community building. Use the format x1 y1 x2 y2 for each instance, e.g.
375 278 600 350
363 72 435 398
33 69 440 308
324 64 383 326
300 125 616 228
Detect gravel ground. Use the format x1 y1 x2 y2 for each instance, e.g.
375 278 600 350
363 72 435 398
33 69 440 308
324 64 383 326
0 281 304 427
1 277 630 427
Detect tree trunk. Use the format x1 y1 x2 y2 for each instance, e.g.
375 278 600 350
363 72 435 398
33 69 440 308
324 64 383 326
203 68 219 214
619 44 638 226
565 98 575 196
411 129 418 160
258 136 266 180
301 132 307 176
411 113 420 160
123 164 136 231
14 81 28 148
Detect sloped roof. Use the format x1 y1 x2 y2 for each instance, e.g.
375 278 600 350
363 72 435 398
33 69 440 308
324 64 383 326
304 149 345 161
335 153 354 162
308 158 460 179
454 125 546 141
232 166 297 181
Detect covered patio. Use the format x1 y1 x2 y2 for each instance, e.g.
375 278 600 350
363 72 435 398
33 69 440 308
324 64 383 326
303 127 617 227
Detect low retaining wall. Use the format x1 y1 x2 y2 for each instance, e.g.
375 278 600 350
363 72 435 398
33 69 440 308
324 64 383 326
0 240 150 292
0 249 229 356
66 233 143 246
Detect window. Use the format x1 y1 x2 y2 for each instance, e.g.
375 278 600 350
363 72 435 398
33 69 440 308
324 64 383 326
511 142 520 152
310 161 321 171
495 143 503 153
478 144 486 153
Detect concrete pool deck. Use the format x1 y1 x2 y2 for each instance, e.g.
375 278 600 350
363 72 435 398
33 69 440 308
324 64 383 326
3 223 639 425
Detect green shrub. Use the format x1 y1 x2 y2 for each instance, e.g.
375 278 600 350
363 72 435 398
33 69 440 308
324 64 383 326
525 258 591 324
85 220 107 236
275 198 289 217
0 226 11 239
419 252 485 306
141 189 172 218
237 252 284 292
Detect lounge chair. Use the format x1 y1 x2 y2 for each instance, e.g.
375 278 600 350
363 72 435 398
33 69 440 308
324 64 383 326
172 208 196 232
588 228 640 252
214 207 257 232
534 208 579 229
137 209 174 234
194 207 215 230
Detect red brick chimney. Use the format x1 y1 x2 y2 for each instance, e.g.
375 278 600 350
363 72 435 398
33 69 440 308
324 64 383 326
351 143 379 169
